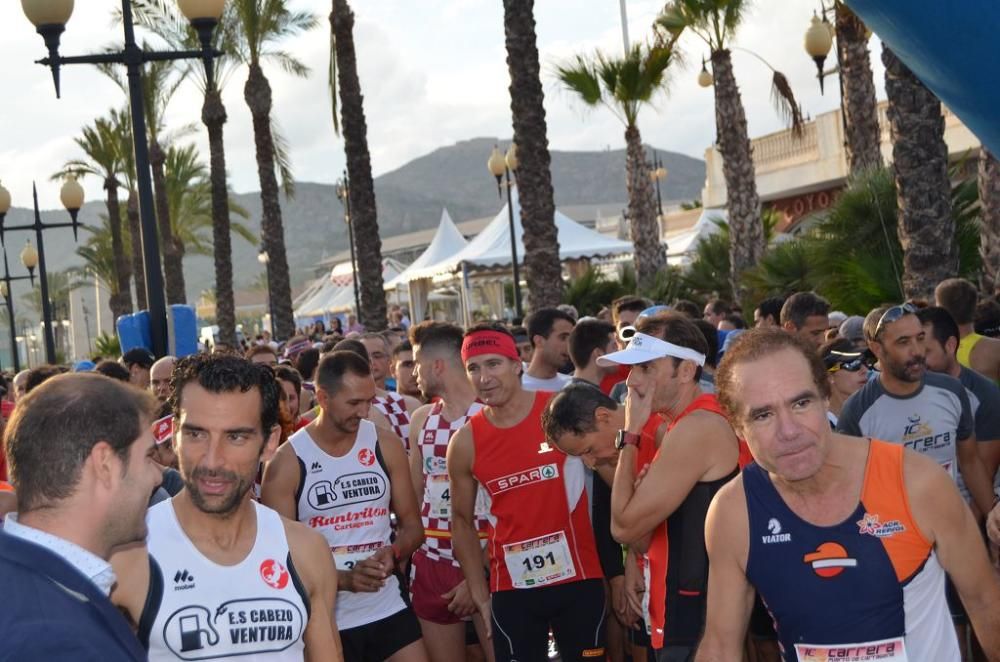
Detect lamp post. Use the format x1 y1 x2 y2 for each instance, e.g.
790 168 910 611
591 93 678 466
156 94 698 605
21 0 225 358
649 150 668 233
487 143 523 319
335 172 362 316
0 180 84 364
0 242 34 373
804 9 835 93
698 56 714 88
257 246 275 335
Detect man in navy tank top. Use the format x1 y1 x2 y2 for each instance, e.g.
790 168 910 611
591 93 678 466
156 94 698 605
696 329 1000 661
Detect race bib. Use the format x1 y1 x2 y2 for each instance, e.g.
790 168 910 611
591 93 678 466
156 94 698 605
503 531 577 588
427 475 491 518
795 637 907 661
331 542 382 571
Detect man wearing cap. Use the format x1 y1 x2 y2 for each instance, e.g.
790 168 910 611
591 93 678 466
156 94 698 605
448 323 606 662
838 315 867 351
599 312 742 661
122 347 155 389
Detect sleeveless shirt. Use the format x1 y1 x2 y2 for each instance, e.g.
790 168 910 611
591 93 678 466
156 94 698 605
288 420 406 630
417 400 490 564
470 390 603 592
372 392 411 449
957 332 984 372
645 394 739 649
744 441 958 661
142 500 309 661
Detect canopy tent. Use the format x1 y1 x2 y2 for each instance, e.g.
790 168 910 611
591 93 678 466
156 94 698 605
666 209 726 266
402 188 633 281
294 258 406 319
384 209 469 323
847 0 1000 155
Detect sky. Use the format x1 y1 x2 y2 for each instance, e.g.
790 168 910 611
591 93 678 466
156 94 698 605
0 1 887 211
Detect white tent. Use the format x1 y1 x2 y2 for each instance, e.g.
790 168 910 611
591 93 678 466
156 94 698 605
403 189 633 281
666 208 727 266
295 258 406 319
384 209 469 323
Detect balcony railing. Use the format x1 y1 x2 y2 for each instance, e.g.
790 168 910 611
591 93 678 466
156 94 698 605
752 122 819 172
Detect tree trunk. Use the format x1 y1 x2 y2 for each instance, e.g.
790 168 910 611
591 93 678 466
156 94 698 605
882 47 955 300
624 127 666 291
979 147 1000 294
150 139 186 304
105 176 133 320
836 3 882 174
502 0 562 311
331 0 387 331
127 188 148 311
203 87 237 346
712 49 764 304
244 63 295 340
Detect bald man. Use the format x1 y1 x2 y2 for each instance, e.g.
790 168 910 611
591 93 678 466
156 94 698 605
149 356 176 403
11 370 29 403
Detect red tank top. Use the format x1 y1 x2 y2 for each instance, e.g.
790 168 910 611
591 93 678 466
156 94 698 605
647 394 738 648
471 391 603 592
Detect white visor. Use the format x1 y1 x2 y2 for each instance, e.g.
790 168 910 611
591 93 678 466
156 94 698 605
596 332 706 367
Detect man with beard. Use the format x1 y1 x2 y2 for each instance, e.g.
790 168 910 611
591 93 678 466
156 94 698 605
838 305 995 518
109 354 342 661
262 351 427 662
1 374 162 661
406 322 493 662
392 341 423 401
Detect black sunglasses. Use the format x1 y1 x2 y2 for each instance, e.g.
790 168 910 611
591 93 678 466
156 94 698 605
873 303 917 339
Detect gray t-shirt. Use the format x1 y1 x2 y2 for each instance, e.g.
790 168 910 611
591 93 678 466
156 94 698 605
521 371 572 392
837 371 973 483
958 366 1000 497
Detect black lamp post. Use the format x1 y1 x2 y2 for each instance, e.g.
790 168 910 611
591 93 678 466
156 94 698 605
0 244 36 374
335 173 362 316
487 144 523 319
21 0 225 358
0 180 84 365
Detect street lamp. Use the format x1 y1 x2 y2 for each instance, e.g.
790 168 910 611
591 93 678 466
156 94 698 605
257 245 276 335
698 57 714 88
335 172 362 316
804 11 835 93
0 181 82 364
22 0 225 359
649 150 668 232
0 244 32 373
487 143 523 319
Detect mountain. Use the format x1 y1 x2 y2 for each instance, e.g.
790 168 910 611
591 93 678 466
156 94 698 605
2 137 704 305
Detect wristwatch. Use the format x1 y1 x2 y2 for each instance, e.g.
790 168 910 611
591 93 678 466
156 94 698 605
615 430 641 450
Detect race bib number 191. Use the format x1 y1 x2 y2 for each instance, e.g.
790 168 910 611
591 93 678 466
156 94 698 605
503 531 576 588
794 637 907 661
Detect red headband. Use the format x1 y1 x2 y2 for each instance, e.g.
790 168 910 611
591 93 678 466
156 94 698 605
461 330 520 363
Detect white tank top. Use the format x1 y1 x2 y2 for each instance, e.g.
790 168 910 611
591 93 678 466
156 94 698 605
289 420 406 630
142 500 308 661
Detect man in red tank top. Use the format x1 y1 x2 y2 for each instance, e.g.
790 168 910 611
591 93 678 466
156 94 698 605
448 323 607 662
598 313 741 662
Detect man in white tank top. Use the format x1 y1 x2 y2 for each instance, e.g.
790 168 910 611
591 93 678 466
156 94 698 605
109 354 343 661
406 322 493 662
262 351 429 662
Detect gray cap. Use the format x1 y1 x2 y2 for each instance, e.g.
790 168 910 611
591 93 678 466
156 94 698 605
839 315 865 342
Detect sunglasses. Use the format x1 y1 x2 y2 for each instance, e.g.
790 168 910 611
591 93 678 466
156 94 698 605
873 303 917 339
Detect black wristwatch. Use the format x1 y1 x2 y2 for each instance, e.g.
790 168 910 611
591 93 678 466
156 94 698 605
615 430 641 450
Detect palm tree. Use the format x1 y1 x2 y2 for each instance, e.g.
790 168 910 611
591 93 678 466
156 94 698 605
232 0 318 339
557 43 674 290
75 215 130 320
501 0 563 310
881 47 955 300
330 0 387 329
132 0 244 345
833 3 881 173
55 112 132 319
656 0 803 303
979 148 1000 293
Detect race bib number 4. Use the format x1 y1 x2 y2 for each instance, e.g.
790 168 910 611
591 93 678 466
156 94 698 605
427 475 491 519
795 637 907 661
331 542 382 571
503 531 577 588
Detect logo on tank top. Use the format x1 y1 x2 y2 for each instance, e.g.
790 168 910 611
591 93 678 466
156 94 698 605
901 413 953 454
161 600 304 659
762 518 791 544
857 513 906 538
259 559 290 589
803 542 858 578
358 448 376 467
310 461 323 473
486 463 559 494
307 471 388 510
425 456 447 473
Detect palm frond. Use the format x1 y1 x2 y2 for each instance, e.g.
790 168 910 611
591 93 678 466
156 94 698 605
555 57 603 107
771 71 804 139
329 30 340 135
271 118 295 198
262 50 310 77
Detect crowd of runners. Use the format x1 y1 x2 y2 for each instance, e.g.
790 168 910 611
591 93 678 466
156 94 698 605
2 279 1000 662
